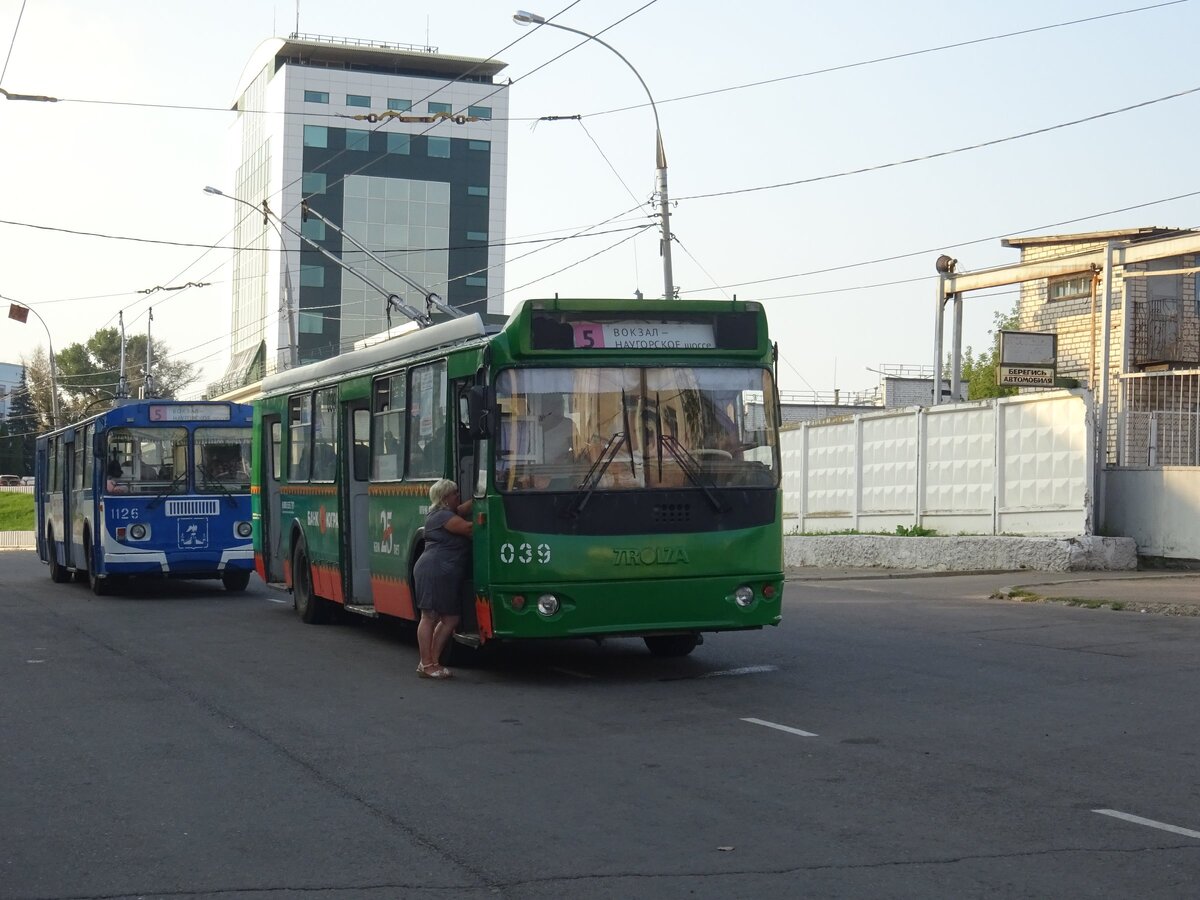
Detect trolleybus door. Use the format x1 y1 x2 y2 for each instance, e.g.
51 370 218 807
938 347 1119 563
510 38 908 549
34 443 47 560
261 415 286 582
452 377 480 635
345 401 373 608
59 430 76 569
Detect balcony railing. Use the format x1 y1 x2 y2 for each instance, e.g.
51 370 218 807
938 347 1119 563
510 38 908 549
288 32 438 54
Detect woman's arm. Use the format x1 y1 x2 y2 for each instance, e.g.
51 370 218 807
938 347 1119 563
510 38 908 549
455 498 473 518
444 514 473 538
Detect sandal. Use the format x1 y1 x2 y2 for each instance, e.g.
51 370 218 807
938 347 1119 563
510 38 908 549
417 662 453 679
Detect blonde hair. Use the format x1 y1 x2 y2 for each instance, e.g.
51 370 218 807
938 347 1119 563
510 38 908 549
428 478 459 510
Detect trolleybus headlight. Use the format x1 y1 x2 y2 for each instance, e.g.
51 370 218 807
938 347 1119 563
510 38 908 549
733 585 755 607
236 521 252 538
129 523 148 541
536 593 560 617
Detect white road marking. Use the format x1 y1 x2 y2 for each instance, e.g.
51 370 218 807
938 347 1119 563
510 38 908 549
264 596 289 604
741 717 818 737
701 664 778 678
1093 809 1200 840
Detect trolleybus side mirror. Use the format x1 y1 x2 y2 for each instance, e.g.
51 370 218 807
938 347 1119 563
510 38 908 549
465 385 491 438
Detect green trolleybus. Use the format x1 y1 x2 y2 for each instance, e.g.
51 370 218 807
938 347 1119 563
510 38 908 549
252 298 783 657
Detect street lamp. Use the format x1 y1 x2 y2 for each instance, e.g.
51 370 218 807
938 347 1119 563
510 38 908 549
6 301 61 428
203 186 299 370
513 10 675 300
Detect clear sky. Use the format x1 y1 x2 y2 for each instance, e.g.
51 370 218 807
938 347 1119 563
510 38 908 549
1 0 1196 400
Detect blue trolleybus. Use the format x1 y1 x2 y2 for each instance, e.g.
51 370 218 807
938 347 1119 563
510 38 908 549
35 400 256 594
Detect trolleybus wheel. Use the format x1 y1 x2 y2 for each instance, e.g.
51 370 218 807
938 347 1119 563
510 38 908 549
47 528 69 584
221 570 251 592
85 541 108 596
644 633 700 657
293 541 330 624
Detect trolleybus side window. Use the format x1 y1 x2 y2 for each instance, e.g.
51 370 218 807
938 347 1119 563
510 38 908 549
311 388 338 482
270 421 282 481
72 434 85 491
371 372 405 482
81 425 92 489
407 360 446 479
50 437 61 491
352 408 370 481
289 394 312 482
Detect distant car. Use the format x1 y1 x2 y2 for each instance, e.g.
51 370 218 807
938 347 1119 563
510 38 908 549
0 474 21 486
21 476 35 486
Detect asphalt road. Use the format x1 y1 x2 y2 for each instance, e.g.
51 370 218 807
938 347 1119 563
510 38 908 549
3 552 1198 900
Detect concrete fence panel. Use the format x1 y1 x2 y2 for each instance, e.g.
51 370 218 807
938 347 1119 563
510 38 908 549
999 392 1092 535
859 410 918 532
923 401 995 534
782 390 1092 537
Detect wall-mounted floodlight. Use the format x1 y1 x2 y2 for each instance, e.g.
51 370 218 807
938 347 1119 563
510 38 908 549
935 254 957 274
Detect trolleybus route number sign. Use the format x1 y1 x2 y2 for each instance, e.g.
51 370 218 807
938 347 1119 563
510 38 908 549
149 404 232 422
571 321 716 350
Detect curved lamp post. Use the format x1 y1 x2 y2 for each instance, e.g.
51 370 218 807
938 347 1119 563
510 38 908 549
7 301 60 427
204 186 299 370
513 10 675 299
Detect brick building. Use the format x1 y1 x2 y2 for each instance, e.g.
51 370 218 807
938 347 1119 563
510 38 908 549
999 228 1200 464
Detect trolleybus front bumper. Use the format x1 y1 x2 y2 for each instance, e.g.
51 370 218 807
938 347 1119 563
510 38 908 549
481 573 783 641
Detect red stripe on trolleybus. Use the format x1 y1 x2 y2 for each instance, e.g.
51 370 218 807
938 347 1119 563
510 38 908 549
371 574 416 621
475 594 493 642
312 562 345 604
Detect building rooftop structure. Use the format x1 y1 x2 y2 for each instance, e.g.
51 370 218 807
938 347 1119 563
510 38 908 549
1001 227 1188 250
233 34 507 105
210 31 510 394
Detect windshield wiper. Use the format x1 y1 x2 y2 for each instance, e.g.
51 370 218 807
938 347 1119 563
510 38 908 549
196 464 239 508
570 431 627 517
660 435 723 511
146 470 188 510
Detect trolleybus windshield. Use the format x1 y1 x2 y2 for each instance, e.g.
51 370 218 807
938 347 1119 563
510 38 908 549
195 427 252 492
105 426 187 494
494 366 779 493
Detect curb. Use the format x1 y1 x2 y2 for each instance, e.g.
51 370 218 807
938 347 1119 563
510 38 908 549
786 568 1021 582
0 531 35 550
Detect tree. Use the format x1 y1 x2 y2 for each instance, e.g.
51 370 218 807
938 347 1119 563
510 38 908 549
21 346 57 430
2 366 39 473
7 365 40 434
956 306 1019 401
25 330 198 425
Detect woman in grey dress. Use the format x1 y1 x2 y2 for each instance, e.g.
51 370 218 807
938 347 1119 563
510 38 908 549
414 478 473 679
